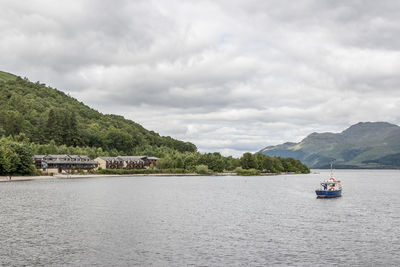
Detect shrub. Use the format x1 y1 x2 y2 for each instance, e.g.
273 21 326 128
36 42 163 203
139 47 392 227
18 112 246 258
195 164 210 175
234 167 243 173
235 167 260 176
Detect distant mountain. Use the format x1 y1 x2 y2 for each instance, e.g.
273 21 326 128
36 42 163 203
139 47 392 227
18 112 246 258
0 70 196 153
259 122 400 168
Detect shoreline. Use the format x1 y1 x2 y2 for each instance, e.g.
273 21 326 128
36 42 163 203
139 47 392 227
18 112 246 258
0 173 204 182
0 172 290 182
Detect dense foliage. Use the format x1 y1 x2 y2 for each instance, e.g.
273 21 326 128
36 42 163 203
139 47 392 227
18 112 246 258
0 76 196 153
117 148 309 174
0 137 35 175
0 135 310 175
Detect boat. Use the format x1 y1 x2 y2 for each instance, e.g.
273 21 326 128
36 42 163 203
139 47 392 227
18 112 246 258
315 165 342 198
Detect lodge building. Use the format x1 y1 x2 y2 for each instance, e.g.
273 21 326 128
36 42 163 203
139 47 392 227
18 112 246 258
33 155 159 174
94 156 159 170
34 154 99 174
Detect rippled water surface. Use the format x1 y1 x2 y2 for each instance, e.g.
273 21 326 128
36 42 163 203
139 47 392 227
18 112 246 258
1 170 400 266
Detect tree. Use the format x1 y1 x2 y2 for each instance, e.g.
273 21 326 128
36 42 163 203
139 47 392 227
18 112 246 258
209 152 225 172
45 109 61 144
0 138 35 175
63 110 79 146
174 156 184 169
105 128 134 153
183 153 199 171
226 156 241 171
1 110 24 136
157 156 174 169
272 157 284 173
13 142 35 175
195 164 210 174
240 152 257 169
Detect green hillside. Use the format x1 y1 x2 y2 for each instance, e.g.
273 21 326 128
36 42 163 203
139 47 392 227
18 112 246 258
0 71 17 82
0 72 196 153
260 122 400 169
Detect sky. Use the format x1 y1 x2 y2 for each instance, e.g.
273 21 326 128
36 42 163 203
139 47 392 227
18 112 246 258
1 0 400 156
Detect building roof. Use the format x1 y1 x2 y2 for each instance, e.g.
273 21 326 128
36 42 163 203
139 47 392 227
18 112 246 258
67 155 91 161
34 154 97 164
117 156 147 161
95 156 156 163
48 159 98 165
45 154 69 159
97 157 122 161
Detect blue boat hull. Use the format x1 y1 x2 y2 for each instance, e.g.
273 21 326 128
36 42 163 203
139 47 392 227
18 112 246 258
315 189 342 198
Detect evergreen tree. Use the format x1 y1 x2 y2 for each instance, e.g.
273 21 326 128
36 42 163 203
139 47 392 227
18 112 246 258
64 110 79 146
45 109 61 144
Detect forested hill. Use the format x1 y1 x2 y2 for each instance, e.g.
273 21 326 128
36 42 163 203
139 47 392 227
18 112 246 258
0 71 196 153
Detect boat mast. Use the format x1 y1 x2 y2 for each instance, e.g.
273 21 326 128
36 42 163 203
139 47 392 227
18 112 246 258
330 162 333 178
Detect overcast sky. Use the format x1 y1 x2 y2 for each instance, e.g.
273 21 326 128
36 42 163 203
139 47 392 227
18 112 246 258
1 0 400 156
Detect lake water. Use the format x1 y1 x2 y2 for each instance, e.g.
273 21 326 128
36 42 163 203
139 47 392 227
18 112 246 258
1 170 400 266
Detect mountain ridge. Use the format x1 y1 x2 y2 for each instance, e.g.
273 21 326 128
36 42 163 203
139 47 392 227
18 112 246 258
260 122 400 168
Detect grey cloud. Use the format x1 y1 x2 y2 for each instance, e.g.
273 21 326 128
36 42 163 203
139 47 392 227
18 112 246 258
1 0 400 156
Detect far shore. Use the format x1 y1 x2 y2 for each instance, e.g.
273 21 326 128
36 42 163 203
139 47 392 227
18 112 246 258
0 172 288 182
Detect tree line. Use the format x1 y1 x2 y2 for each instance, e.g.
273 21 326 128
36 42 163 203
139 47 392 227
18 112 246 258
0 136 309 176
155 151 309 174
